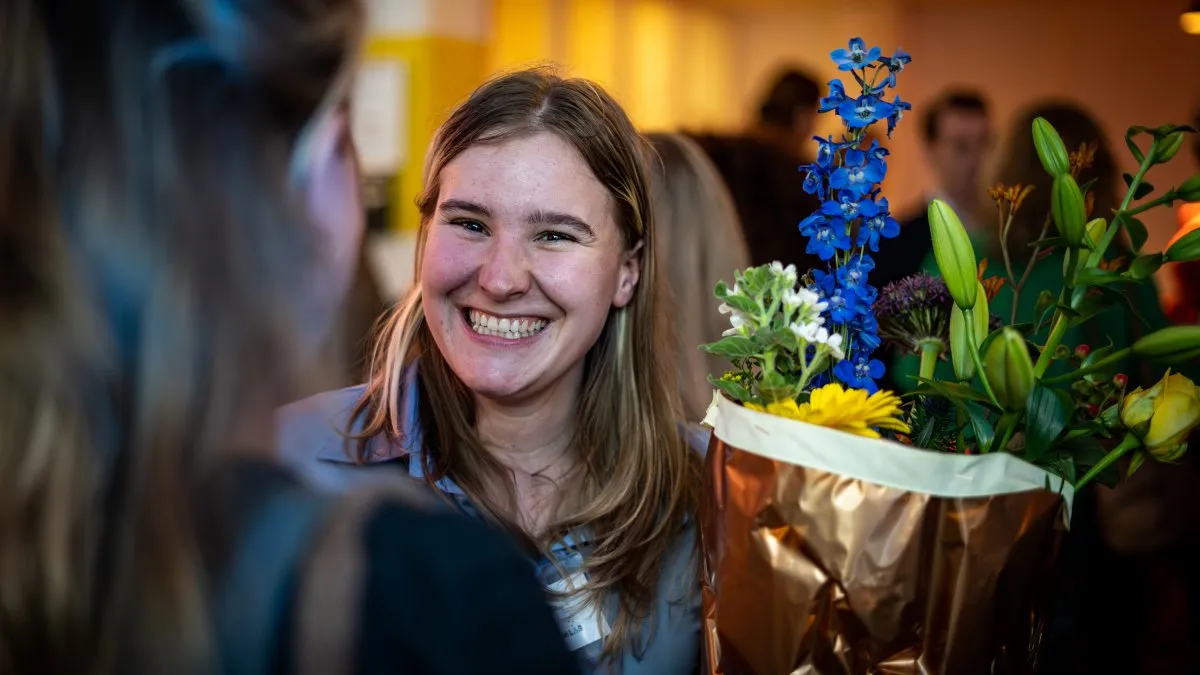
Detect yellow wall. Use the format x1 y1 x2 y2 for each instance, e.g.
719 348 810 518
364 36 486 232
487 0 739 134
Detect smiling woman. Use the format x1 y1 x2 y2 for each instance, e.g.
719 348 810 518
276 69 703 674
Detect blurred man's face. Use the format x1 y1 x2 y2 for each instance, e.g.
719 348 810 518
929 108 991 194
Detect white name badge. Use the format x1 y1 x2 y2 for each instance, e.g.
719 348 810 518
546 571 611 652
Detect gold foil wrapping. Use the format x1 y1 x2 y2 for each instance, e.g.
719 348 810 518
701 404 1068 675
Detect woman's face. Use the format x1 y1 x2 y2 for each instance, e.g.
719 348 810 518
302 104 364 337
421 131 641 405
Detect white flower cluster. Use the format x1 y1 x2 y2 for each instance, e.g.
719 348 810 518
719 262 845 360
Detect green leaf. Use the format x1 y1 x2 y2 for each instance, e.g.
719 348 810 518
757 370 794 403
1122 173 1155 200
1153 123 1197 138
963 400 996 452
1094 285 1148 327
912 378 992 404
1125 135 1145 163
1028 236 1066 249
1023 383 1068 463
1008 321 1037 336
1065 434 1120 488
700 335 758 360
1127 253 1164 280
708 375 752 404
1033 291 1057 333
1074 267 1129 288
714 280 730 299
720 293 760 316
1123 217 1149 253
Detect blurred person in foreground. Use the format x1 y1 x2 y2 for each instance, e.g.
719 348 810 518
277 69 705 674
0 1 579 674
646 132 751 423
690 67 824 274
874 89 994 291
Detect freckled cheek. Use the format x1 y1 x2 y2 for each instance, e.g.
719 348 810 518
420 234 480 299
532 252 621 319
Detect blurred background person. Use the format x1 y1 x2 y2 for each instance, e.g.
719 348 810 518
1165 106 1200 325
691 67 824 274
0 1 579 673
875 89 994 291
646 132 751 423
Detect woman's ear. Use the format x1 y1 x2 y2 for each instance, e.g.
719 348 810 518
612 239 643 309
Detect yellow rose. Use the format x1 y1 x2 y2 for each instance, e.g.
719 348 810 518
1120 371 1200 460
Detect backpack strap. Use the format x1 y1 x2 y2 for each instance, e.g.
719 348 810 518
214 482 332 675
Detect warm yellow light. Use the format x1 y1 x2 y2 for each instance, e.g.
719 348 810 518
1182 11 1200 34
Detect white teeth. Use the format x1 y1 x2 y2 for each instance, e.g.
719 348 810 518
467 310 548 339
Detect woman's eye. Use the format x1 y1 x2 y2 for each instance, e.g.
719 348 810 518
537 230 577 243
452 219 487 234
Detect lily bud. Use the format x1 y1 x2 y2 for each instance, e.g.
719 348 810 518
1121 371 1200 460
1132 325 1200 363
948 281 988 381
985 327 1035 411
1166 227 1200 263
1177 174 1200 202
1152 131 1187 164
1033 117 1071 178
1085 218 1106 248
928 199 979 310
1051 174 1087 247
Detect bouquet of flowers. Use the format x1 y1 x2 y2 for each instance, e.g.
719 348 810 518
698 37 1200 675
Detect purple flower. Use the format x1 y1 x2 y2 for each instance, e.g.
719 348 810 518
801 214 850 261
887 96 912 138
802 165 826 200
814 136 843 169
822 193 881 221
873 273 953 354
837 253 875 290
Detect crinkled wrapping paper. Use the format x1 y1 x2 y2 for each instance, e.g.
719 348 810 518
700 394 1072 675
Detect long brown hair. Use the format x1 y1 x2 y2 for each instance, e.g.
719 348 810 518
351 68 701 659
0 0 362 672
646 132 750 422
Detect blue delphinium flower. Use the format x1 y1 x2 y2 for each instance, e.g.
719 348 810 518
792 37 912 393
829 148 886 199
886 96 912 138
834 351 886 393
857 197 901 252
838 94 894 129
800 214 850 261
831 37 882 72
819 79 849 113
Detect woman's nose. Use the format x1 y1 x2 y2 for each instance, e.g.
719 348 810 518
476 235 531 299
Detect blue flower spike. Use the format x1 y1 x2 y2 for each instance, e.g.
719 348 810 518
793 36 912 392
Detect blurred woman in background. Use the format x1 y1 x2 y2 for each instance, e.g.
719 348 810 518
0 1 577 673
278 69 704 674
645 132 751 423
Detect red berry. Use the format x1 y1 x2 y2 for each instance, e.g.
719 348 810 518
964 447 974 455
1085 403 1100 418
1113 373 1128 389
1074 344 1091 359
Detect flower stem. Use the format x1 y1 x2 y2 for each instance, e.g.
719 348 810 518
918 339 943 381
1075 433 1141 491
964 308 1001 408
1089 153 1154 268
1042 347 1133 385
1033 294 1069 379
990 413 1019 454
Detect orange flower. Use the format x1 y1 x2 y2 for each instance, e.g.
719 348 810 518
982 276 1006 302
1069 141 1098 178
1165 206 1200 251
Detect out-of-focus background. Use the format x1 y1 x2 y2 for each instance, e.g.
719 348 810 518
354 0 1200 302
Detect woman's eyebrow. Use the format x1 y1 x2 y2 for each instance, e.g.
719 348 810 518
528 209 595 238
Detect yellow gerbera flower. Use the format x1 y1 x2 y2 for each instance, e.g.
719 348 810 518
746 384 910 439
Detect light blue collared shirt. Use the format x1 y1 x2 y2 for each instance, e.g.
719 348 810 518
275 366 705 675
